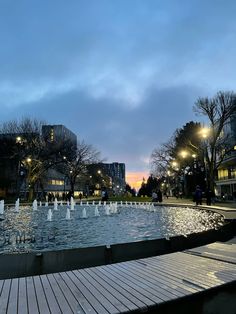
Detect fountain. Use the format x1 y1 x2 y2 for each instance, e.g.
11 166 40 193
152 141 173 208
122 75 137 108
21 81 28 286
0 201 226 255
54 198 58 210
39 201 42 207
92 200 95 205
15 198 20 212
70 197 75 210
45 201 48 207
67 200 70 206
82 208 87 218
65 208 71 220
0 200 4 215
47 209 53 221
32 199 37 211
94 206 100 217
105 205 110 216
60 200 63 206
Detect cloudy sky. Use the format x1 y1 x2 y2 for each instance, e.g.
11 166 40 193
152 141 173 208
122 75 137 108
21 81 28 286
1 0 236 188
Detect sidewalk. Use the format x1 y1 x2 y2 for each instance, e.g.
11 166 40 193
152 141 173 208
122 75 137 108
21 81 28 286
162 197 236 219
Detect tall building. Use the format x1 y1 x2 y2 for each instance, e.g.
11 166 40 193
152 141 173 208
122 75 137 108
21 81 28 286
216 111 236 199
100 162 126 194
42 125 77 158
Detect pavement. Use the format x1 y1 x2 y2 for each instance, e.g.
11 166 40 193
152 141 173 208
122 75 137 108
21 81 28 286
161 197 236 220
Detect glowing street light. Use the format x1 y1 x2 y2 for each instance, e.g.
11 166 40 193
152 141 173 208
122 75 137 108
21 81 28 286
16 136 22 143
180 150 188 159
26 157 32 163
97 170 101 175
199 127 210 139
172 161 178 167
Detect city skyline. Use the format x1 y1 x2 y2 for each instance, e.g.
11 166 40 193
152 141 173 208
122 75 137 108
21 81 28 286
1 0 236 188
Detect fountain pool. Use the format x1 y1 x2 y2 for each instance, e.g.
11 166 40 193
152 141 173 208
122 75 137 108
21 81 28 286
0 203 225 254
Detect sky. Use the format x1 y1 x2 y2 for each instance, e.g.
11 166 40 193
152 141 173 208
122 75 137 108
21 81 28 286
1 0 236 189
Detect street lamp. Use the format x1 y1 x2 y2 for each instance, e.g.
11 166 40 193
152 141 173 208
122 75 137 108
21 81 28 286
180 150 188 159
199 127 210 190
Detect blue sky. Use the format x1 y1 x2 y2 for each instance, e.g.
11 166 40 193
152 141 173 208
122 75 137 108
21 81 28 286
1 0 236 186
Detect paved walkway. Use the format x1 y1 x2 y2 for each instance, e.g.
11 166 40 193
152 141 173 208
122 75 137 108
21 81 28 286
160 197 236 219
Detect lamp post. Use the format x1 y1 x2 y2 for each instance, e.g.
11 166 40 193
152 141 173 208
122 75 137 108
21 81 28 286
199 127 210 191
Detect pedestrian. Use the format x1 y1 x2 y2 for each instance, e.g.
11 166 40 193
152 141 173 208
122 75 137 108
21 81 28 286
206 189 212 206
152 191 158 202
195 185 202 205
157 189 163 203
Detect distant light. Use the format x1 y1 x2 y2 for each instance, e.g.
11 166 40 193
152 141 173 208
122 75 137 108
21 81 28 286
97 170 101 174
200 127 210 139
26 157 32 163
180 150 188 158
192 154 197 158
16 136 22 143
172 161 178 167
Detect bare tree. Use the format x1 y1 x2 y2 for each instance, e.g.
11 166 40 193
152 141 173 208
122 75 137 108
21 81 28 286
194 91 236 190
0 117 48 198
61 140 102 196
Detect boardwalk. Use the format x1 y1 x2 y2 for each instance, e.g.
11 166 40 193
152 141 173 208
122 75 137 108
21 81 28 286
1 242 236 314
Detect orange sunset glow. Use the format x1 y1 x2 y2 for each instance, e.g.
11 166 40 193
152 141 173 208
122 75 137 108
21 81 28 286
126 172 149 190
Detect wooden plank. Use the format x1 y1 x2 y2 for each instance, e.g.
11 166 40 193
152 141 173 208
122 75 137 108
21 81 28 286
107 263 174 301
74 269 121 314
131 259 201 294
187 243 236 256
86 267 138 312
47 273 74 314
33 276 50 314
146 256 218 288
81 268 130 313
118 259 199 296
0 280 11 314
18 278 28 314
59 272 97 314
163 253 236 282
67 271 110 314
26 277 39 314
144 256 213 288
92 266 147 311
97 265 155 308
53 273 85 314
40 274 62 314
147 254 235 287
7 278 18 314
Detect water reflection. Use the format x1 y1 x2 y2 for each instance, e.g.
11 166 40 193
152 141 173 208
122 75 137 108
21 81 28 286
0 205 225 254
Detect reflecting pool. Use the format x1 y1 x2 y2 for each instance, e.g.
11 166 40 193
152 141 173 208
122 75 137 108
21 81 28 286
0 203 225 254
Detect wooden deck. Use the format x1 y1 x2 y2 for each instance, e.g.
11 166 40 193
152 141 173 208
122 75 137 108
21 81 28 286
1 242 236 314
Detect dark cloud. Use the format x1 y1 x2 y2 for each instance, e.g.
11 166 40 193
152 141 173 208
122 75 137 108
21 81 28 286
1 0 236 173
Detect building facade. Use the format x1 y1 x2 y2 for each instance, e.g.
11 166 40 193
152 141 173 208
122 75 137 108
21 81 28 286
100 162 126 194
216 111 236 200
